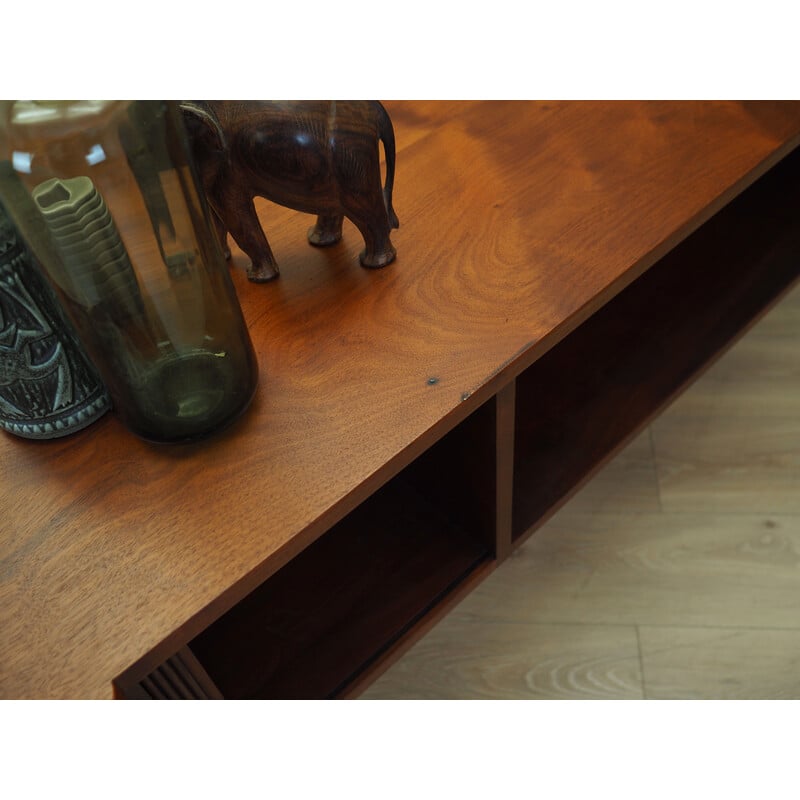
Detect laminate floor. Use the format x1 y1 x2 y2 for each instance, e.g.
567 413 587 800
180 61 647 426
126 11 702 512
362 280 800 700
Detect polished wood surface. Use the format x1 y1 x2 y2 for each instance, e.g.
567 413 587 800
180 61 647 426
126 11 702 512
3 102 800 698
363 285 800 699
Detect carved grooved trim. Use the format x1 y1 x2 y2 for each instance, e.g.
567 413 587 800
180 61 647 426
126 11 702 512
127 646 224 700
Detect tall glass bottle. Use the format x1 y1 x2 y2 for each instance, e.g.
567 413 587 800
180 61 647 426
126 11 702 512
0 101 258 442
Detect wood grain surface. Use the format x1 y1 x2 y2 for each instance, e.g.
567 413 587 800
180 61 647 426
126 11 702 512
653 320 800 514
364 284 800 699
3 102 800 698
361 620 644 700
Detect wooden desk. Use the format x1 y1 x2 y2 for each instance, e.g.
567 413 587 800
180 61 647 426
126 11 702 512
3 101 800 699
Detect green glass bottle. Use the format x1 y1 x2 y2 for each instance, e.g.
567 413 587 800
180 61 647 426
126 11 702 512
0 101 258 442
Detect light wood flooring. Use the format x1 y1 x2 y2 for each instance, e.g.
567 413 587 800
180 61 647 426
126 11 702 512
362 280 800 700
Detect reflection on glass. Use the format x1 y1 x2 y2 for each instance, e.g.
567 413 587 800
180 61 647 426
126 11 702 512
0 101 258 442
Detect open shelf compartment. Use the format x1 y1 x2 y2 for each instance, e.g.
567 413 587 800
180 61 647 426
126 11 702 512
182 398 499 699
512 146 800 542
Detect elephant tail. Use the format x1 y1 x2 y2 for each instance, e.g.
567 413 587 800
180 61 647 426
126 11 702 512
375 101 400 230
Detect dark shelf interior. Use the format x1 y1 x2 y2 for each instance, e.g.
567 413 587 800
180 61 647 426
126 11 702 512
189 465 491 699
402 395 500 554
512 146 800 540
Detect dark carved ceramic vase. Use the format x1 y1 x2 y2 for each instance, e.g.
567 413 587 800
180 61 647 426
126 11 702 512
0 202 110 438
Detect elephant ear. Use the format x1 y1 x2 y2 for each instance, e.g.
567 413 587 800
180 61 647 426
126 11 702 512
179 101 227 154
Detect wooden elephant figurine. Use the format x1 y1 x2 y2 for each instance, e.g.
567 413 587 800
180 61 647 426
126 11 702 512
179 100 399 282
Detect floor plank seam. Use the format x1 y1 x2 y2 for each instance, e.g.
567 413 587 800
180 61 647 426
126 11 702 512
458 618 800 633
647 425 664 514
549 510 800 521
635 625 648 700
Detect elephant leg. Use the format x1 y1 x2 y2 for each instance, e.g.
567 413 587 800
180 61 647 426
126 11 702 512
220 197 280 282
350 211 396 269
211 207 231 260
307 214 344 247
